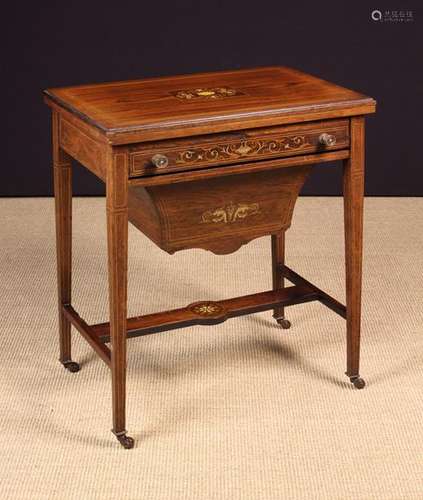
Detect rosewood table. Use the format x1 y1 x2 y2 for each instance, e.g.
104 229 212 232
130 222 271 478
44 66 376 448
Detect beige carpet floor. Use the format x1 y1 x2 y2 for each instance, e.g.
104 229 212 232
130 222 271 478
0 197 422 500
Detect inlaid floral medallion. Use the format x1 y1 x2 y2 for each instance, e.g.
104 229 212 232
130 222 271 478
189 302 225 317
201 202 260 225
170 87 245 100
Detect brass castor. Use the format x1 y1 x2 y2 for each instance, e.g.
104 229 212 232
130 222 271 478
114 432 135 449
349 376 366 389
61 361 80 373
276 317 291 329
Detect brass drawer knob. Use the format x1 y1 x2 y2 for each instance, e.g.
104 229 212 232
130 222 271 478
151 154 169 168
319 133 336 146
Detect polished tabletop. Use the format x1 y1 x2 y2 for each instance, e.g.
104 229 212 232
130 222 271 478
44 66 375 142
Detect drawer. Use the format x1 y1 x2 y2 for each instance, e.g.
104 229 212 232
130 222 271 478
128 119 349 178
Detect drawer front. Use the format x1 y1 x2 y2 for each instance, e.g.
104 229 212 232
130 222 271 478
128 119 349 178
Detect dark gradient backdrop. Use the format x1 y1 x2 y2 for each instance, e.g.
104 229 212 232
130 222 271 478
2 1 422 196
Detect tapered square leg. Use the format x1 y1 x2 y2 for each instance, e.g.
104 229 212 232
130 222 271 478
52 111 79 373
106 151 133 448
343 116 366 389
271 232 291 329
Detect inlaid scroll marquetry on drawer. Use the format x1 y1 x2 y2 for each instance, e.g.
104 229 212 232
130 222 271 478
128 119 349 177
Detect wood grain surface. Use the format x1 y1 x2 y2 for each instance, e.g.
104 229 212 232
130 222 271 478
128 166 311 254
128 119 349 177
44 66 375 143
